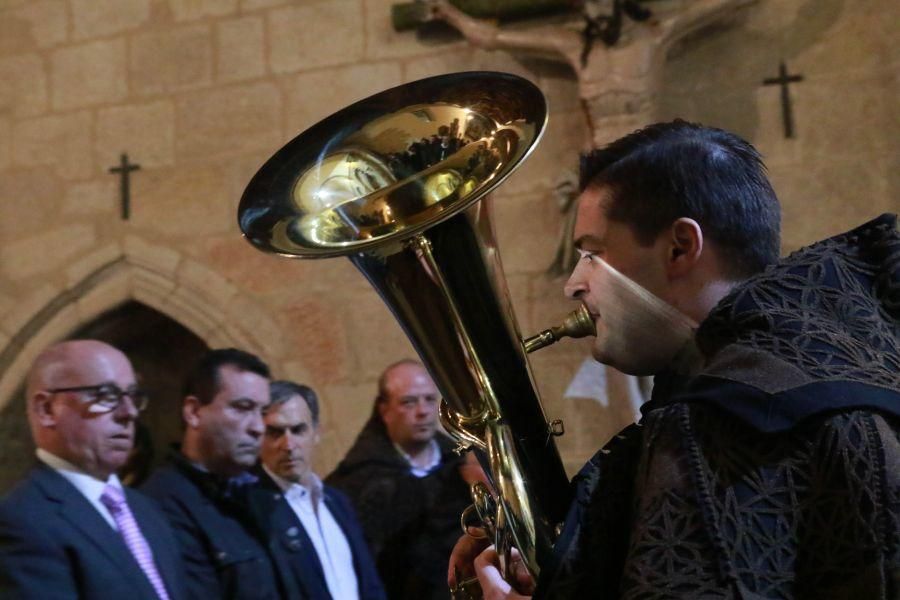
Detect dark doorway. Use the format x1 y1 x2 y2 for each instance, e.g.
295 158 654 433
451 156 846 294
0 301 208 492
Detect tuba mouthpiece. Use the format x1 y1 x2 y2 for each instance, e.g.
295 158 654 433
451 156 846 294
523 305 596 353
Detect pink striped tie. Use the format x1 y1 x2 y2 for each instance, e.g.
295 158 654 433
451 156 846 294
100 485 171 600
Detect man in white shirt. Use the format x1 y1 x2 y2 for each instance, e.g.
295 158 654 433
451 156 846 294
248 380 385 600
0 339 185 599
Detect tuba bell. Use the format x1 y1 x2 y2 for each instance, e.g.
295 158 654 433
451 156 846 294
238 71 594 593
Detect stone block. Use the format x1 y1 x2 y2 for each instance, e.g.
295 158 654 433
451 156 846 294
205 323 259 354
216 15 265 83
131 285 173 322
284 61 403 134
0 169 64 239
772 157 890 252
364 0 466 61
796 76 895 162
492 191 563 276
13 111 93 180
0 293 14 329
75 270 133 325
175 82 282 163
0 117 8 169
124 234 183 276
743 0 804 36
224 293 284 356
1 283 61 337
0 0 67 53
219 154 268 208
17 301 82 368
279 360 314 386
0 223 97 281
342 294 416 381
51 39 127 110
277 295 349 380
71 0 150 39
318 381 374 449
0 53 47 117
175 257 238 305
163 285 224 338
194 235 311 295
32 295 83 343
401 48 479 83
96 101 176 171
0 347 37 413
0 14 36 56
62 179 118 216
130 25 213 95
792 6 895 79
16 117 85 179
267 0 365 73
313 433 342 477
131 266 177 300
65 242 123 289
240 0 291 11
129 165 234 237
314 257 373 296
168 0 238 21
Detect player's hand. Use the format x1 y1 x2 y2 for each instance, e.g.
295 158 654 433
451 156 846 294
473 545 534 600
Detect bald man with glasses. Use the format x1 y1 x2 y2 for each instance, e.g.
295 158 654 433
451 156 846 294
0 339 185 600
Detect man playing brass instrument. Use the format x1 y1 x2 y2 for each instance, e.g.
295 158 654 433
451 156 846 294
450 120 900 598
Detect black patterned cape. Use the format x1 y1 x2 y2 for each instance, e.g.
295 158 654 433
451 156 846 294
535 214 900 599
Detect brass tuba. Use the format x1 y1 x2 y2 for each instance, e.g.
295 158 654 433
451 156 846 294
238 72 594 592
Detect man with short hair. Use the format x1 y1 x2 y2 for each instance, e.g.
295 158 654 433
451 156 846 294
0 339 184 599
141 348 281 599
451 120 900 598
327 360 482 600
246 381 385 600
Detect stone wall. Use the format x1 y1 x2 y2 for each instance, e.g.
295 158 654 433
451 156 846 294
0 0 897 482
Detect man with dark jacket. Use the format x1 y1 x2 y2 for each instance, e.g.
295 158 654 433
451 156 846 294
141 348 281 599
247 380 385 600
327 360 482 600
450 121 900 599
0 340 185 600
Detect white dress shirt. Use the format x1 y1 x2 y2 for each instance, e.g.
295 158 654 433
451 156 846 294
36 448 124 530
393 438 441 478
264 466 360 600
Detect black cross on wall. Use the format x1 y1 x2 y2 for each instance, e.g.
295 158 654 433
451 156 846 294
763 61 804 139
109 153 141 220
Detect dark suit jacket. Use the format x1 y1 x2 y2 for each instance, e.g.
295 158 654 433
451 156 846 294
0 463 185 600
245 470 386 600
141 451 281 600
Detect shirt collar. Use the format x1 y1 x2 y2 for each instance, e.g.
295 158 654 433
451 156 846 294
36 448 122 502
393 438 441 477
263 464 323 503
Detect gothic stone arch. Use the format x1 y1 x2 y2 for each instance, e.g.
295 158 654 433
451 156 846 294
0 236 285 413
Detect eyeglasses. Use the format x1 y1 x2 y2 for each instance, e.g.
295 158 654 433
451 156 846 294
45 384 150 413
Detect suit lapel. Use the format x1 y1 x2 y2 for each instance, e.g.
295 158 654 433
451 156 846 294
32 466 161 600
